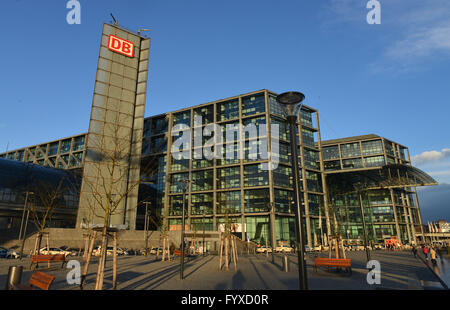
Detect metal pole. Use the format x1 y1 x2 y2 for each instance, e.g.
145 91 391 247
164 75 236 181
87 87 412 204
18 191 30 241
358 192 371 262
270 202 275 263
287 115 308 290
203 212 206 256
144 202 149 256
180 184 187 279
19 206 31 260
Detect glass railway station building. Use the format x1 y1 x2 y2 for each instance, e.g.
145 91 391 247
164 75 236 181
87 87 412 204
0 24 437 248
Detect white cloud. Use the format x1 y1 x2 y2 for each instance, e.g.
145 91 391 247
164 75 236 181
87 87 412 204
385 22 450 61
412 148 450 165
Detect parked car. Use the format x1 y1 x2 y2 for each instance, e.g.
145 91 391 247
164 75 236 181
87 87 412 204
60 246 79 256
0 247 20 259
39 247 72 256
0 247 8 258
93 246 126 256
256 246 272 253
275 245 294 253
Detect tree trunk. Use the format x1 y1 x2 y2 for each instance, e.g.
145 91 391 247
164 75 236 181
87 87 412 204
218 234 223 270
224 236 229 271
113 232 117 290
80 230 97 290
95 227 108 290
162 237 166 261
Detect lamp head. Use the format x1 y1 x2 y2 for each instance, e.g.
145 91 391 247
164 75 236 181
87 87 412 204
276 91 305 117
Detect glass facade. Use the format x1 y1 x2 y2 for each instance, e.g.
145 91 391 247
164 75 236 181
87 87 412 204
0 90 428 247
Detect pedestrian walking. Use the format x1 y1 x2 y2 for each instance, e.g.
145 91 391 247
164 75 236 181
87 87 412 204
412 246 417 258
430 247 437 265
422 245 429 260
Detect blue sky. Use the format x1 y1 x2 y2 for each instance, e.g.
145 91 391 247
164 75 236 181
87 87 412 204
0 0 449 220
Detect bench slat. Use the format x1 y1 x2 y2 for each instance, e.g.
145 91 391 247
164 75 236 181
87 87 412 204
29 271 55 290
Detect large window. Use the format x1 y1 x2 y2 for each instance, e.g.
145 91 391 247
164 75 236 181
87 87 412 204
306 171 322 192
244 164 269 187
274 189 294 213
173 111 191 127
194 105 214 125
151 116 168 135
273 165 292 188
244 139 267 162
300 109 313 127
217 143 240 166
270 117 290 142
72 136 85 152
340 143 361 158
191 193 213 215
171 157 189 172
217 100 239 121
342 158 363 169
169 173 189 193
169 195 184 216
304 149 319 169
217 166 241 189
48 142 59 156
243 116 266 139
268 95 285 116
242 94 265 116
362 140 383 156
371 206 394 222
60 139 71 154
323 146 340 160
217 191 241 214
301 128 315 148
191 170 213 191
307 194 322 216
245 216 269 244
364 156 385 167
324 160 341 171
384 140 395 157
245 189 270 213
192 148 214 169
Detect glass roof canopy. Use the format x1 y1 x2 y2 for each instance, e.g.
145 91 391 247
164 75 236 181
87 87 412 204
326 164 438 195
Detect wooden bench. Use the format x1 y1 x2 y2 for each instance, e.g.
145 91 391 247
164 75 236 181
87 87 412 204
314 258 352 274
9 270 55 290
30 254 67 270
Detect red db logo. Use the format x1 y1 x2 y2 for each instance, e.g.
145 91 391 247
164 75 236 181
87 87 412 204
108 35 134 58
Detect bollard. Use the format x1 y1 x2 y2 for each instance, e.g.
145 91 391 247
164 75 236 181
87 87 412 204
5 266 23 290
282 255 289 272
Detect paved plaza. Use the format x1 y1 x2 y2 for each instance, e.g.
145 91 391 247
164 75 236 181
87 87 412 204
0 250 448 290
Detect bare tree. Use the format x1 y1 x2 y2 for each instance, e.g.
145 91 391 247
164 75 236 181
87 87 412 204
80 116 159 290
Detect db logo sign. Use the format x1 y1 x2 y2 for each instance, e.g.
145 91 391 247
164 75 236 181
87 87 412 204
108 35 134 58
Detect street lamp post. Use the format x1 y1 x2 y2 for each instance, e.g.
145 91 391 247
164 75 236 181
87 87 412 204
268 202 275 263
19 192 33 260
202 211 206 256
180 179 190 279
18 191 33 241
276 91 308 290
354 183 371 262
143 201 151 256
